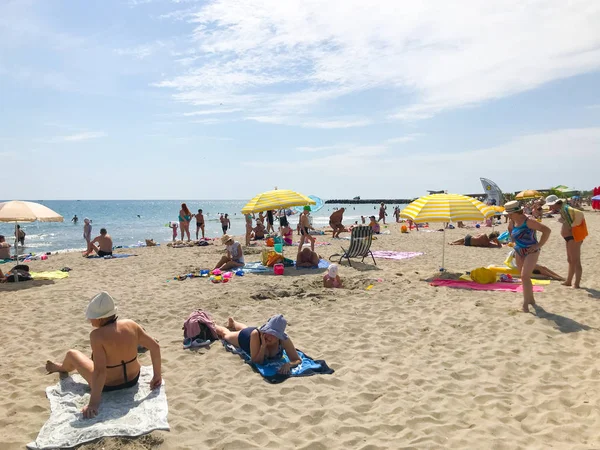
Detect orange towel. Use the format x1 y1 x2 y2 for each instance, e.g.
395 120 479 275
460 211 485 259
572 219 588 242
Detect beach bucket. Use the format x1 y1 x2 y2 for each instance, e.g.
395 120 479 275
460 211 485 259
274 263 284 275
274 243 283 253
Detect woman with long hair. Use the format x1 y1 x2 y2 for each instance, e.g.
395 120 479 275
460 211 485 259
178 203 192 241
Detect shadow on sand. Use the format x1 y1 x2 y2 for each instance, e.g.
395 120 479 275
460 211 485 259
533 305 592 333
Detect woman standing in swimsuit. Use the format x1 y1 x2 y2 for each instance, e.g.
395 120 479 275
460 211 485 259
178 203 192 241
546 195 587 288
505 201 551 313
299 206 316 251
46 292 162 418
215 314 301 374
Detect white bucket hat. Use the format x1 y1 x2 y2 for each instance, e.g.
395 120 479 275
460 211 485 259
545 194 563 206
86 292 118 319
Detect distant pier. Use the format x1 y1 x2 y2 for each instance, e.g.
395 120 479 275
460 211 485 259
325 198 417 205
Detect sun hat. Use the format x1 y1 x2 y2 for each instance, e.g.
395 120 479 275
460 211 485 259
328 264 338 278
503 201 522 214
545 194 562 206
221 234 234 244
86 292 117 319
259 314 288 340
303 205 311 212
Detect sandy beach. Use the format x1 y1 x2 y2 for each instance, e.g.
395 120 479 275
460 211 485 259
1 212 599 450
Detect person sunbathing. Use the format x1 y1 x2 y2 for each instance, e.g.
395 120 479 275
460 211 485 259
532 264 565 281
449 231 501 248
45 292 162 419
215 315 301 374
296 247 320 267
214 234 245 270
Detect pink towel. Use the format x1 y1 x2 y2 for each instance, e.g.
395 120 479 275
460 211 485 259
372 251 423 260
430 279 544 292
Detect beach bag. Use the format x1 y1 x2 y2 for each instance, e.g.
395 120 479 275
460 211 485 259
266 251 283 267
572 219 588 242
470 267 496 284
183 310 218 341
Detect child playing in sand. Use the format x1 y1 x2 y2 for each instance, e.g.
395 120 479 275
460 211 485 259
323 264 342 288
169 222 178 242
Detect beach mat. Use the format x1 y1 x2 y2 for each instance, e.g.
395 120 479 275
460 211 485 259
30 271 69 280
430 279 544 292
222 341 334 384
27 366 169 450
459 274 550 285
243 259 330 273
372 251 423 261
86 254 136 259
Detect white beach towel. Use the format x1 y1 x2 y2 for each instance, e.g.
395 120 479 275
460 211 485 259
27 366 169 449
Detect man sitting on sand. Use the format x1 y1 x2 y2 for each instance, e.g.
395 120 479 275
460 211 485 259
0 235 11 259
329 208 345 238
253 221 266 240
296 247 320 268
87 228 114 257
449 231 502 248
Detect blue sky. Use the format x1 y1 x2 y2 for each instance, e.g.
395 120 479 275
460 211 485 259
1 0 599 200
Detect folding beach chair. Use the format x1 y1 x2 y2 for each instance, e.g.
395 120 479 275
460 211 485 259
336 226 376 267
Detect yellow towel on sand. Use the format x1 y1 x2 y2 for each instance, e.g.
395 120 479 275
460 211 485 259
30 271 69 280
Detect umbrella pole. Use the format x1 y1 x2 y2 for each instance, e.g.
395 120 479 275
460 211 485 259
14 222 19 283
441 227 445 271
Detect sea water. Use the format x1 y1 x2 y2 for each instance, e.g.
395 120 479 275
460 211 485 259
0 200 406 254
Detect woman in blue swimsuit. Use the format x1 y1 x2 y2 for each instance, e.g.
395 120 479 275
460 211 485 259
215 314 302 375
505 201 551 313
178 203 192 241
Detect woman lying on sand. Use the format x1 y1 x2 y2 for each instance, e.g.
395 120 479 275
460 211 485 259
449 231 501 248
215 315 301 375
46 292 162 419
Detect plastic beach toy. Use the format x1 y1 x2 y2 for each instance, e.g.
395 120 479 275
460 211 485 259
274 263 284 275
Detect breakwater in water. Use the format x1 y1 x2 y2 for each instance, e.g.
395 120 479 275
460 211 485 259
325 199 416 204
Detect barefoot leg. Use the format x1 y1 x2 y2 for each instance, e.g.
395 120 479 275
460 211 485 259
228 317 247 331
572 241 583 288
46 350 94 384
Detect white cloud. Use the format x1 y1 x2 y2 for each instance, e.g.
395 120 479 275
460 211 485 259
296 144 349 152
245 116 372 128
115 41 168 60
385 134 422 144
154 0 600 124
183 108 241 116
241 127 600 196
586 104 600 109
39 132 107 143
301 118 373 129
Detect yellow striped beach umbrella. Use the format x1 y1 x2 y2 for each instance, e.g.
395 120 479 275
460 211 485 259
400 193 495 223
241 189 316 214
400 194 495 270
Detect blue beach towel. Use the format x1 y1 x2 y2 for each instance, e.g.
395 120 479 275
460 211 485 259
222 341 334 384
243 259 330 273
